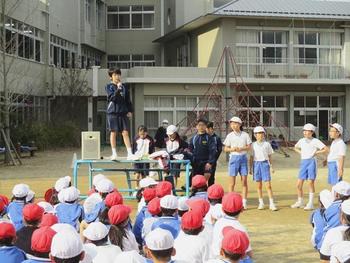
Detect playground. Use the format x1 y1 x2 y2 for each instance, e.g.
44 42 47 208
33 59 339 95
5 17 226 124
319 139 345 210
1 146 347 263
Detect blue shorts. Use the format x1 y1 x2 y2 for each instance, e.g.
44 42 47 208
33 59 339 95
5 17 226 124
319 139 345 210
298 158 317 180
253 161 271 182
328 161 341 185
107 114 129 132
229 155 248 176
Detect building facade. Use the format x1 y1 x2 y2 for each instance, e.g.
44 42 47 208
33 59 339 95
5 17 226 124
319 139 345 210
1 0 350 143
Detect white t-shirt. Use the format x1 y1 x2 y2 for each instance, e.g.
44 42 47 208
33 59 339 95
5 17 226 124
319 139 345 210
320 225 348 257
173 231 211 263
211 216 252 258
137 198 146 213
251 141 274 161
204 204 224 225
295 138 326 160
327 138 346 162
93 244 122 263
142 217 158 240
122 230 139 252
223 131 252 156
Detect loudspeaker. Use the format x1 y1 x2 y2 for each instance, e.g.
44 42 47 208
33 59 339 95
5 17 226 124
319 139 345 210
81 131 100 160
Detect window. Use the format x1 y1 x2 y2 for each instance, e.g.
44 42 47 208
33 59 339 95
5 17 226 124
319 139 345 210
107 5 155 30
295 32 319 64
50 35 78 68
96 0 104 29
107 54 155 69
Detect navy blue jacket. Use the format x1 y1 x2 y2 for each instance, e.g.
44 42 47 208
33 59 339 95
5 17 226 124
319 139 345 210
189 133 217 164
105 83 133 114
211 133 223 162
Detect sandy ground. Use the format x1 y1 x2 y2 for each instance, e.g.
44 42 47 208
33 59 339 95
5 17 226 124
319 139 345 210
1 146 349 263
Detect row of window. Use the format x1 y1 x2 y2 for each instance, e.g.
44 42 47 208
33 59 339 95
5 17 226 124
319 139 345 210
107 54 155 69
50 35 78 68
107 5 155 29
3 18 44 63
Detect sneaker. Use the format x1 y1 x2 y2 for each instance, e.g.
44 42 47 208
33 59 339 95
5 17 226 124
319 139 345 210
291 201 304 208
269 203 278 211
258 203 265 210
304 203 314 211
109 154 118 161
127 154 139 161
243 201 248 210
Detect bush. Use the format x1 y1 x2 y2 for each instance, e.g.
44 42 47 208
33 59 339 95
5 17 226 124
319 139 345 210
10 121 81 150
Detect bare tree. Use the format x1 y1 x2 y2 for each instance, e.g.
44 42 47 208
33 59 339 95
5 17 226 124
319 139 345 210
0 0 41 163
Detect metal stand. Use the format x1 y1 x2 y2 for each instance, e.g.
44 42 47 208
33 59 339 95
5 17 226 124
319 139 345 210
0 128 22 165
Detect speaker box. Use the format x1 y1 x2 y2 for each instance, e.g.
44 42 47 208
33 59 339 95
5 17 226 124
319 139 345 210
81 131 100 160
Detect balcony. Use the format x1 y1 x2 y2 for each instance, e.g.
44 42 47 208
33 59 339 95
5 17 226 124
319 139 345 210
235 57 350 80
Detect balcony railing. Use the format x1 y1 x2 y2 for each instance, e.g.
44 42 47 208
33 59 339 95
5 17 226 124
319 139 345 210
235 57 350 80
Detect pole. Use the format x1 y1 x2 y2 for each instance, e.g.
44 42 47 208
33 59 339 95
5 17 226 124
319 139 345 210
225 47 231 161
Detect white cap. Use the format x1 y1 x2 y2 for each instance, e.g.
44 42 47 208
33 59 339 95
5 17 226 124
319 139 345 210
92 174 106 187
332 181 350 196
341 199 350 215
26 190 35 202
319 189 334 209
145 228 174 250
303 123 316 132
83 222 109 241
95 179 114 193
114 250 147 263
139 177 158 188
166 125 177 135
60 186 80 202
51 231 83 259
12 184 29 198
229 116 242 124
253 126 265 134
37 201 55 214
51 223 77 233
177 196 189 211
330 123 343 135
55 176 71 192
160 195 178 209
332 241 350 263
162 119 169 124
83 193 102 214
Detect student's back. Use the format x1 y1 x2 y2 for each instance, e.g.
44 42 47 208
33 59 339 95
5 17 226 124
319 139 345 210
6 201 25 231
311 208 326 250
56 202 84 229
323 200 342 232
0 245 26 263
151 216 181 239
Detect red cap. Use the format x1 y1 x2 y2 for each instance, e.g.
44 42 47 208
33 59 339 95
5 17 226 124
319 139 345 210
143 188 157 202
0 222 16 239
222 192 243 213
222 226 249 255
44 188 55 204
187 199 210 218
192 175 207 189
23 203 44 222
0 199 5 214
108 205 132 225
147 197 161 216
0 194 9 206
31 226 56 253
105 192 124 208
156 181 172 198
208 184 224 199
181 211 203 230
40 214 58 227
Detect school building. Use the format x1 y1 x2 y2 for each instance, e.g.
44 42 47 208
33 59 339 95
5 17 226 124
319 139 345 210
2 0 350 142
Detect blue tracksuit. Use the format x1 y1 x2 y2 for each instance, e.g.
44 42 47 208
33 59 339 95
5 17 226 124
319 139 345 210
310 208 326 250
151 216 181 239
190 191 208 201
133 206 152 245
0 246 26 263
105 83 133 114
6 201 25 231
56 203 84 229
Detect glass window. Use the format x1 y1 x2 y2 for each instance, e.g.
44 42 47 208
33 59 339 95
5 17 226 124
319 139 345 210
305 33 317 45
249 96 260 107
143 13 154 28
176 97 186 107
132 13 142 28
160 111 173 124
107 6 118 12
239 96 248 108
143 6 154 11
263 96 275 107
187 97 197 108
35 40 41 62
305 111 317 124
294 110 305 126
262 32 274 44
160 97 174 107
263 111 272 127
249 111 261 127
276 96 287 107
108 14 118 29
306 97 317 107
144 111 158 128
132 5 142 11
144 96 158 107
294 96 304 107
119 14 130 28
332 97 339 107
319 96 330 107
275 111 288 126
18 34 24 57
119 6 129 12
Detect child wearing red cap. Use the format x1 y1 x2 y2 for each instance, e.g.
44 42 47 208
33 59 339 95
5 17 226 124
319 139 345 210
207 226 250 263
190 175 208 200
22 226 56 262
108 204 139 252
173 210 210 263
211 192 253 261
0 222 26 263
156 181 173 198
14 203 44 255
205 184 225 225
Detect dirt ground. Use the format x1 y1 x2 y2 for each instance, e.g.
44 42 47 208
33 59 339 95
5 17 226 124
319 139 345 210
1 146 349 263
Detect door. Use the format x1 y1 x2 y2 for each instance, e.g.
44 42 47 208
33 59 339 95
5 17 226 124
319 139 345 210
319 110 328 140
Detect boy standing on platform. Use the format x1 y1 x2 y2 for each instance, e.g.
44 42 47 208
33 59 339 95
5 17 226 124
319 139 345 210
105 68 134 160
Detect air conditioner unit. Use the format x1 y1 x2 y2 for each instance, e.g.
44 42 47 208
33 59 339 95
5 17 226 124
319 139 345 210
81 131 100 160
